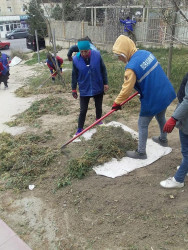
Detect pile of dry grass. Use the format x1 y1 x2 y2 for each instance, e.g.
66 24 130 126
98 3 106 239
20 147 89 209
0 131 59 190
57 126 137 188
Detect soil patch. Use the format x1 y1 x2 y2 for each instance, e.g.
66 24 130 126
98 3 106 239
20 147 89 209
0 61 188 250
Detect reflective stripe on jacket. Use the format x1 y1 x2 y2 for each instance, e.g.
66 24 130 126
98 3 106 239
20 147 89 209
126 50 176 116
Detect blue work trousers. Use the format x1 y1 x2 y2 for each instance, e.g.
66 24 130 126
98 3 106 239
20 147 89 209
174 130 188 183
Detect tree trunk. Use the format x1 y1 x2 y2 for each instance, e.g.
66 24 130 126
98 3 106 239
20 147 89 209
167 11 177 79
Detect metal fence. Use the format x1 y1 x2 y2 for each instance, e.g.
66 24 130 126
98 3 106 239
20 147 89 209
135 17 188 45
48 14 188 50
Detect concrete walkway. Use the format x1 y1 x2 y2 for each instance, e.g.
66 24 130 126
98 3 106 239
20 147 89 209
0 62 34 249
0 54 69 249
0 78 35 135
0 219 31 250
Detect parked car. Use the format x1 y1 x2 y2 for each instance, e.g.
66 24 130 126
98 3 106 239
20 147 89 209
6 28 29 39
0 41 10 49
26 34 46 51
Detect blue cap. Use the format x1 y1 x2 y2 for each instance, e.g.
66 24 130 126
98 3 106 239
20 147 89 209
77 40 90 50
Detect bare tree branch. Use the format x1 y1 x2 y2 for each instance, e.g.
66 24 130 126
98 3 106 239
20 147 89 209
171 0 188 22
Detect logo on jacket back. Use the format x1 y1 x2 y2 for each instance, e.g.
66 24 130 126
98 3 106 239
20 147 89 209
140 54 155 70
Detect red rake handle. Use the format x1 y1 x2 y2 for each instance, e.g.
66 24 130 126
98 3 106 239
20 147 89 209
61 91 139 149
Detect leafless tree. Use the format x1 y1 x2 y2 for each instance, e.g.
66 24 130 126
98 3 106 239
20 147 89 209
26 0 65 85
159 0 188 78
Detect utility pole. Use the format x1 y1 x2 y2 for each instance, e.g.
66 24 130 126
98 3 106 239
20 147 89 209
35 30 40 63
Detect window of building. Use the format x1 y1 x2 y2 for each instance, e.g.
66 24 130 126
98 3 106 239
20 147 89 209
7 7 12 12
6 25 10 31
22 6 26 12
0 26 3 32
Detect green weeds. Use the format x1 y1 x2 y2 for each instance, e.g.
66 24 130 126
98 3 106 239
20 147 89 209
24 51 47 65
6 95 70 127
4 47 188 191
15 67 71 97
101 51 125 94
0 131 59 190
10 50 29 60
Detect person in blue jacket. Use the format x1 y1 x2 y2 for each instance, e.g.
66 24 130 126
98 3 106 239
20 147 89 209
67 45 79 61
112 35 176 159
0 51 10 72
67 36 97 61
0 51 10 85
160 73 188 188
0 62 9 89
120 17 136 41
72 39 109 135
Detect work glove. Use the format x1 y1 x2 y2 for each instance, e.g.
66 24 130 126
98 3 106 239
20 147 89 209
68 56 73 61
60 64 63 69
163 117 177 133
112 102 121 111
51 69 57 77
104 84 109 92
72 90 78 99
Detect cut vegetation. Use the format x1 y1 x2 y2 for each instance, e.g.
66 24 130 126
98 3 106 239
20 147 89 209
57 126 137 188
0 47 188 249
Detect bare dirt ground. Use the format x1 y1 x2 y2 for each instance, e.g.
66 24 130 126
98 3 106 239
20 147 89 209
0 59 188 250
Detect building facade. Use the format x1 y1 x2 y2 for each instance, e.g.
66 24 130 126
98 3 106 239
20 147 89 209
0 0 30 38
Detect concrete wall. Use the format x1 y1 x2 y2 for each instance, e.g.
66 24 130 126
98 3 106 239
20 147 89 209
47 20 129 52
46 14 188 53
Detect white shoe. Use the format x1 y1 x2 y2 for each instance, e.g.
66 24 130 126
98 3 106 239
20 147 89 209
160 177 184 189
177 166 188 176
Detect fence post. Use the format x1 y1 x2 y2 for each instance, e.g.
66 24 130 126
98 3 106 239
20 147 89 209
35 30 40 64
91 8 94 26
167 11 177 79
81 20 84 38
104 8 107 44
94 7 97 26
63 20 66 39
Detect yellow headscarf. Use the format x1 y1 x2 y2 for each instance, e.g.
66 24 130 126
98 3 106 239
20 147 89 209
113 35 137 61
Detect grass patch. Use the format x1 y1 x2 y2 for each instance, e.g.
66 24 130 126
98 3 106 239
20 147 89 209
24 47 64 65
10 50 29 60
15 81 67 97
6 95 70 127
138 47 188 91
0 131 59 190
57 126 137 188
15 67 71 97
104 95 140 123
101 51 125 94
45 45 63 53
24 51 48 65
